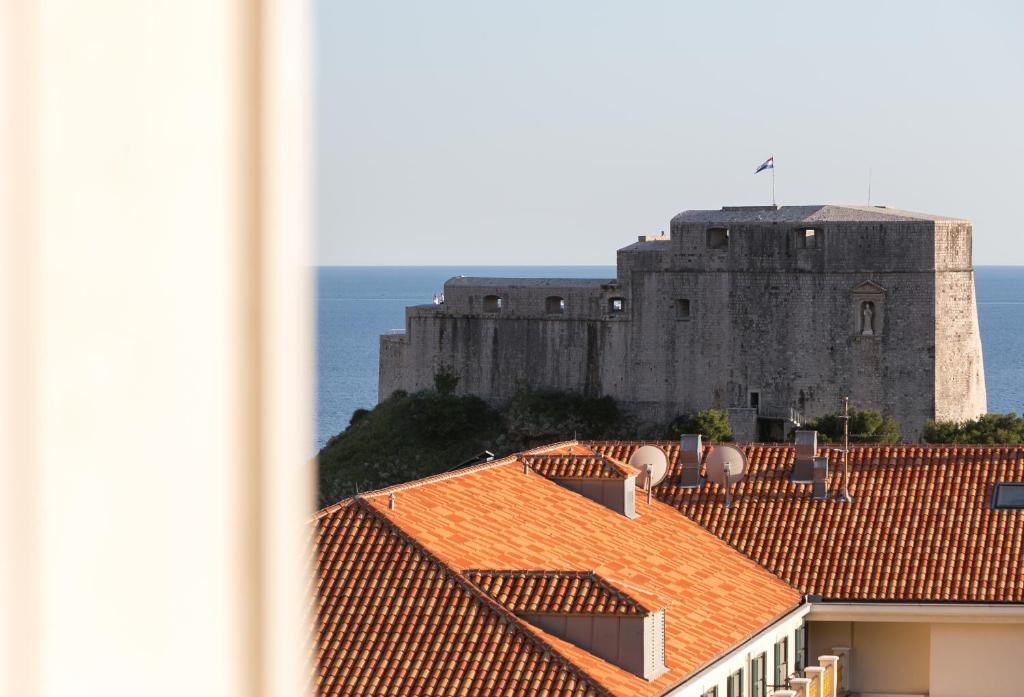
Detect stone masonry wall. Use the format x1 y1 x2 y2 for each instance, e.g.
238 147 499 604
378 210 987 440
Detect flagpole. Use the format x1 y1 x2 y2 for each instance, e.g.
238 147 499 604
771 155 776 207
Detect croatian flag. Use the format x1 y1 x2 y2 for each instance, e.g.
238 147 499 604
755 157 774 174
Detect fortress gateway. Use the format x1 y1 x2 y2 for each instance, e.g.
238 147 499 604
379 205 987 439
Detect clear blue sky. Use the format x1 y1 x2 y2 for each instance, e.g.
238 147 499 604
317 0 1023 265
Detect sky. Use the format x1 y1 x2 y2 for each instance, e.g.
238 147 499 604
317 0 1024 266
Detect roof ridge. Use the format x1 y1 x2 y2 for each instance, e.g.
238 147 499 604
310 440 583 519
586 439 1024 451
355 498 615 696
599 453 639 477
464 569 653 615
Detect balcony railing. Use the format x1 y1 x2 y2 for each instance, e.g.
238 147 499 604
785 654 843 697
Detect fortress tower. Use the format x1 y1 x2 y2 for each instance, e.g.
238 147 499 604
379 205 987 440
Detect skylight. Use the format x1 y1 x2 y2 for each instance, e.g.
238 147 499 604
992 483 1024 510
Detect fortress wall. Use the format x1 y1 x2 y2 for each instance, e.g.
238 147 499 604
616 267 937 437
378 333 411 399
378 281 632 404
933 270 986 422
933 223 987 422
623 221 941 436
378 208 985 440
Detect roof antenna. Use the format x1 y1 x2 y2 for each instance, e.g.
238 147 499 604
867 167 872 206
646 464 654 505
838 396 853 503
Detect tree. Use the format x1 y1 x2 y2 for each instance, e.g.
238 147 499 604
663 409 733 442
923 413 1024 444
317 389 502 505
800 408 900 444
500 388 633 449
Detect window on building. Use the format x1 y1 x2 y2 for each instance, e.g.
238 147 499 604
751 653 766 697
774 637 789 686
701 687 718 697
545 295 565 315
993 483 1024 510
483 294 502 313
675 298 691 320
727 668 744 697
608 297 625 313
795 624 807 672
749 391 760 412
707 227 730 249
800 228 819 249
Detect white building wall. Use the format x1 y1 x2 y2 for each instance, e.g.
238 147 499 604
665 604 809 697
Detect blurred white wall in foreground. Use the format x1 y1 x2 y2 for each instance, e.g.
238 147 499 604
0 1 313 695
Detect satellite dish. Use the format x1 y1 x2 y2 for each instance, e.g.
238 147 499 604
629 445 668 489
704 444 747 486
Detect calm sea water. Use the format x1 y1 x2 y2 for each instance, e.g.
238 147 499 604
317 266 1024 449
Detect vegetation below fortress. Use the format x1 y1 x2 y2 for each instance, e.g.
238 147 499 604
317 380 732 505
317 377 1024 505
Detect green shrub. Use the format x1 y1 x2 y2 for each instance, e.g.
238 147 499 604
663 409 733 442
317 389 502 505
923 413 1024 444
800 408 901 444
500 389 633 450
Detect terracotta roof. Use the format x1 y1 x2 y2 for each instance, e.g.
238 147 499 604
312 498 607 696
465 570 651 616
521 453 638 480
590 442 1024 603
312 446 802 696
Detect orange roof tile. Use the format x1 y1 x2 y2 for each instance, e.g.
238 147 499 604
312 448 802 696
311 498 607 696
359 457 800 695
590 442 1024 603
465 570 651 616
521 453 639 480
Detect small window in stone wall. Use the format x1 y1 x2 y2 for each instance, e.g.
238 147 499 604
545 296 565 314
675 298 691 320
483 294 502 313
609 297 625 313
706 227 729 249
800 228 819 248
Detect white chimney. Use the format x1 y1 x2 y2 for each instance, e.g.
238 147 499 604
678 434 703 488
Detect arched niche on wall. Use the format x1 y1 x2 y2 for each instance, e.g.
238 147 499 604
850 280 886 337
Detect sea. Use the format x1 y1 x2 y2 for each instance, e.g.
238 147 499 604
316 266 1024 450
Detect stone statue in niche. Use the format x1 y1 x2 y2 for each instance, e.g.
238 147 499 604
861 301 875 336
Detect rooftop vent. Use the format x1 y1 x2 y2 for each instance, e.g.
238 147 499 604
812 456 830 500
678 435 703 488
792 430 817 483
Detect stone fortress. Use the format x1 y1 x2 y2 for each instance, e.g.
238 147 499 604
379 205 987 440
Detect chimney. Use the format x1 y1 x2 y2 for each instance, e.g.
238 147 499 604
792 430 817 483
812 455 829 499
678 434 703 488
